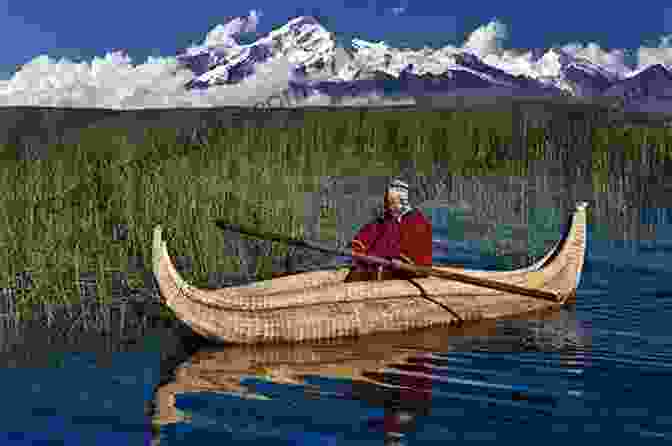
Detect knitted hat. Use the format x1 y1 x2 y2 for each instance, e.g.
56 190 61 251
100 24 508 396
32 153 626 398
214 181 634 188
387 179 409 203
386 179 413 219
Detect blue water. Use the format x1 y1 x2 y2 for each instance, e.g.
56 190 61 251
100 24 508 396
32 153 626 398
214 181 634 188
3 208 671 445
155 213 672 445
0 346 161 445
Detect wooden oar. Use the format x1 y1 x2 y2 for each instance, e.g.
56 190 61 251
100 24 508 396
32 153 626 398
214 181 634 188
214 220 563 303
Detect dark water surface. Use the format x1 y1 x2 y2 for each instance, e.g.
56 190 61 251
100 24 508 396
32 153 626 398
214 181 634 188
151 204 672 445
2 167 672 445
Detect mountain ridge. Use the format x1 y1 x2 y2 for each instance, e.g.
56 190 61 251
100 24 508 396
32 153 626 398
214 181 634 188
175 14 672 112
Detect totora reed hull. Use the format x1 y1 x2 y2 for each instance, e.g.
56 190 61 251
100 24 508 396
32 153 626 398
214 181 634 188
152 202 588 344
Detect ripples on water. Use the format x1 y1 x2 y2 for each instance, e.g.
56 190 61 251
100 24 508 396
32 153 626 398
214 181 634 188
155 226 672 445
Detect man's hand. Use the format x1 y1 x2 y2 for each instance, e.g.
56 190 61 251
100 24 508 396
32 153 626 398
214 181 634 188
398 253 415 264
351 239 367 257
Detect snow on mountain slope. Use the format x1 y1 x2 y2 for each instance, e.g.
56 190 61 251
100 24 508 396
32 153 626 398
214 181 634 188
2 10 672 111
174 12 672 112
178 15 338 89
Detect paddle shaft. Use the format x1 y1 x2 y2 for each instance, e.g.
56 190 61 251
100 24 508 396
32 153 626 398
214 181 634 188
215 221 563 303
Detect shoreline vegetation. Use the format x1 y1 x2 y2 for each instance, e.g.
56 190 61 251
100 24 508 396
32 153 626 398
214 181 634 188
1 104 672 335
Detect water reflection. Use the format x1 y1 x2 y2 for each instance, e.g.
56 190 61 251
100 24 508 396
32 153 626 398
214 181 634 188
152 307 588 445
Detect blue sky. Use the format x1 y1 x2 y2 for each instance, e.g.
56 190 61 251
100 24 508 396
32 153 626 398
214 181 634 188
1 0 672 79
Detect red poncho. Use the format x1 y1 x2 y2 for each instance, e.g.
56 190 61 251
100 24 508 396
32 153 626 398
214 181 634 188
351 208 432 271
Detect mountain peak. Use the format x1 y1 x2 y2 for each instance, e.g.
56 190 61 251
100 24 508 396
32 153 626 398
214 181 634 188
177 13 338 88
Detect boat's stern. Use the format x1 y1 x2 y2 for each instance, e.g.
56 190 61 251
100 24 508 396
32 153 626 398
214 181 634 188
572 201 589 296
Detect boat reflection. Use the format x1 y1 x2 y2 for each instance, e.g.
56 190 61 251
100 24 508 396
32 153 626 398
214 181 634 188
152 307 590 445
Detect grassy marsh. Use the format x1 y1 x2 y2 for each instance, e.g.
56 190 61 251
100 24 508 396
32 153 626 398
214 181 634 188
2 107 672 323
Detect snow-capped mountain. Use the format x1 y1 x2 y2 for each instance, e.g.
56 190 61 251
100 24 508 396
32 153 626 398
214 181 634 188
531 48 622 97
177 16 338 90
176 14 672 112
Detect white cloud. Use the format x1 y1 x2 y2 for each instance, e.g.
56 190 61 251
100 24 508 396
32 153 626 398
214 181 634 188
2 12 672 109
637 34 672 69
0 49 297 109
0 9 300 109
203 10 262 48
459 19 667 80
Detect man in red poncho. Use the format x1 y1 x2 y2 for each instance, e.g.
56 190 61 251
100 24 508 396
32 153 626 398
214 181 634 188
345 179 432 282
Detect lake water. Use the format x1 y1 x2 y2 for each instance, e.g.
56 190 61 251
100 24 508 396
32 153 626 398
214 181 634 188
150 205 672 445
2 183 671 445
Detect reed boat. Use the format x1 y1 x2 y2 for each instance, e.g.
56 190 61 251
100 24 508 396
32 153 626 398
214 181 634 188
152 202 588 345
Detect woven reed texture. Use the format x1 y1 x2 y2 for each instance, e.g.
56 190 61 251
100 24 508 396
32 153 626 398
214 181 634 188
152 204 587 344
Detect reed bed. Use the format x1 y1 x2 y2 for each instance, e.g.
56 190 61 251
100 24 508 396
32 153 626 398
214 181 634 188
1 107 672 326
0 286 160 353
591 126 672 193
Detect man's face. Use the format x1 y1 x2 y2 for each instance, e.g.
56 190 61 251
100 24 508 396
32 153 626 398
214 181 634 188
384 190 402 211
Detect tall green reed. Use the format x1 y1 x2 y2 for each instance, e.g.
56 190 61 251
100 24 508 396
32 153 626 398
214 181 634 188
2 107 672 321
